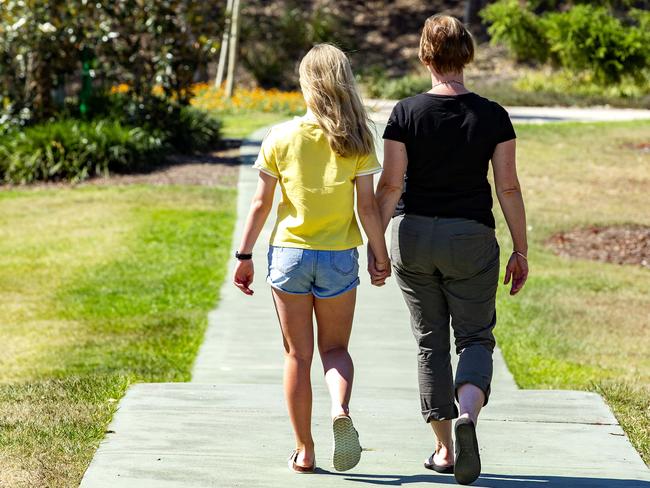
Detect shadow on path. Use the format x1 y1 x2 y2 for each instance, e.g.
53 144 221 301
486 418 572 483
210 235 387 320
320 471 650 487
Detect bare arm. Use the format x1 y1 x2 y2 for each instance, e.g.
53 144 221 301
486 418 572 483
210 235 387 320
375 139 408 231
366 139 408 285
491 139 529 295
233 172 277 295
356 174 390 275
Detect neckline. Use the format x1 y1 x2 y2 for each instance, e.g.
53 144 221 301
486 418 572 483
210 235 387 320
422 91 474 98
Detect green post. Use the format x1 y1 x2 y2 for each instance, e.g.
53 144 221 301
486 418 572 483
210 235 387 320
80 47 94 117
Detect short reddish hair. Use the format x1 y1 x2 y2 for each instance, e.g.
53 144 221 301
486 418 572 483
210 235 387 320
418 14 474 74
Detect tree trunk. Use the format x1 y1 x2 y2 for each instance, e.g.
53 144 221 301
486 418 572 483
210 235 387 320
215 0 234 88
225 0 241 98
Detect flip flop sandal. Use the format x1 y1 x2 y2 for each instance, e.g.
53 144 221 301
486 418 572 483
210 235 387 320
288 449 315 474
454 417 481 485
424 452 454 474
332 415 362 472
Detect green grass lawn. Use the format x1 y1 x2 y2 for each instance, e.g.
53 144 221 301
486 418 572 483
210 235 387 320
219 112 292 139
0 185 235 487
494 120 650 464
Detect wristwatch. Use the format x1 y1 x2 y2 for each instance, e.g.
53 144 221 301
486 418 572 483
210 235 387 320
235 251 253 260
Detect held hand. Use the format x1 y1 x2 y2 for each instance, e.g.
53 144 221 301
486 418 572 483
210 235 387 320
367 246 391 287
233 260 255 295
504 252 528 296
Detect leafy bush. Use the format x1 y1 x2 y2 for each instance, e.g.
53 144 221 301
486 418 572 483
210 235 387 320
481 0 550 63
66 92 222 153
0 1 223 127
0 119 165 184
481 1 650 84
171 106 222 153
543 5 650 84
0 103 221 183
362 73 431 100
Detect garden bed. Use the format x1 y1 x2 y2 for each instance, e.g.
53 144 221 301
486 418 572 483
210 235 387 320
547 226 650 269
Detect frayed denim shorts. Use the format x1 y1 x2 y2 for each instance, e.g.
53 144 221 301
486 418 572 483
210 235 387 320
267 246 360 299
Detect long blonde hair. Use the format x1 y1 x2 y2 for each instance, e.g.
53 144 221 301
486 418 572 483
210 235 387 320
299 44 374 158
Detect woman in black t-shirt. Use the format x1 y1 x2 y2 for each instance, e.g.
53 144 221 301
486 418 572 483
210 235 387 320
370 14 529 485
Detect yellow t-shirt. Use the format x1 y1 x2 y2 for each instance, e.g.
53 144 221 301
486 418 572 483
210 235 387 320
253 115 382 250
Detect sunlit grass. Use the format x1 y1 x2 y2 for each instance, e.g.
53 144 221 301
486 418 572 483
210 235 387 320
494 120 650 463
0 185 235 486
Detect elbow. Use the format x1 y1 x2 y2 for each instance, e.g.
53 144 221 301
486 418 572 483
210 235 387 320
376 183 403 202
496 184 521 198
251 196 272 213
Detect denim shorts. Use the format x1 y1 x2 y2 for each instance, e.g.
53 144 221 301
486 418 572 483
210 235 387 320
267 246 360 299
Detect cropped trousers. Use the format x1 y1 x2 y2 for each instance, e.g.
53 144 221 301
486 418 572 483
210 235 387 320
391 214 500 422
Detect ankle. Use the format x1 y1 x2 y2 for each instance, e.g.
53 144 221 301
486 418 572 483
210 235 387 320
458 412 478 425
331 405 350 419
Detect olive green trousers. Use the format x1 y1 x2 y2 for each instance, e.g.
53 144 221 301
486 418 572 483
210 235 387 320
391 214 500 422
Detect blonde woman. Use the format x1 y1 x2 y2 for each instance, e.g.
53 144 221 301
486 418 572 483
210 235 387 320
233 44 390 473
371 15 528 485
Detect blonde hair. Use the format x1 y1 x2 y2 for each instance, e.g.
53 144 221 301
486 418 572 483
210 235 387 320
299 44 374 158
419 14 474 74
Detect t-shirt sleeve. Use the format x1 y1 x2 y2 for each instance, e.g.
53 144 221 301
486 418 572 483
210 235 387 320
252 129 280 178
382 102 408 143
356 150 382 177
495 105 516 144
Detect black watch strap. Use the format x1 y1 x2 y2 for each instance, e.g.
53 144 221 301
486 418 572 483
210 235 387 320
235 251 253 260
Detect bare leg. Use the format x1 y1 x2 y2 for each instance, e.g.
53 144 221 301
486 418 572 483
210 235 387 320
430 420 454 466
272 289 315 467
458 383 485 424
314 289 356 419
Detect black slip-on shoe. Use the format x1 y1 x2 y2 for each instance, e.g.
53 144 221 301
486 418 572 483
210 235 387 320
454 418 481 485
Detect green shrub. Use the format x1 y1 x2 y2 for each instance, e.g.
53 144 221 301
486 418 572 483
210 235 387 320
543 5 649 84
481 1 650 84
66 93 222 153
0 119 165 184
170 106 222 153
481 0 550 63
362 73 431 99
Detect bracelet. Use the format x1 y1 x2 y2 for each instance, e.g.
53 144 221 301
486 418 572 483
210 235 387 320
513 251 527 261
235 251 253 260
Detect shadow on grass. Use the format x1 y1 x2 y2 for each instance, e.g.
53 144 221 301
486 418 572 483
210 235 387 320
318 470 650 487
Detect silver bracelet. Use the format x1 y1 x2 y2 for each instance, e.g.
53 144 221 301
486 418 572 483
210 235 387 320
513 251 528 261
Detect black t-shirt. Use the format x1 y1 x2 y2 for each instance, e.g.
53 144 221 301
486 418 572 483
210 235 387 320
382 92 516 228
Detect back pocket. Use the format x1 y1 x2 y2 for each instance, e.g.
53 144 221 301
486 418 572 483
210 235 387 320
274 247 304 274
330 248 358 275
449 234 498 277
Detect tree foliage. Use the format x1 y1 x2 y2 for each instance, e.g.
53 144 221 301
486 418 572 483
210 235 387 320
481 0 650 84
0 0 223 127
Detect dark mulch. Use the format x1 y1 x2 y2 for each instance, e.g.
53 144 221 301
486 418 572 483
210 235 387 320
89 147 241 188
547 226 650 269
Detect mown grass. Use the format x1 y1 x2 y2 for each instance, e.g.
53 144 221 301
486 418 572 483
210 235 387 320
219 112 292 139
0 185 235 486
493 120 650 464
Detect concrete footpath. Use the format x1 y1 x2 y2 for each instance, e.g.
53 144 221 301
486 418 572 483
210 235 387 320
365 99 650 125
80 122 650 487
